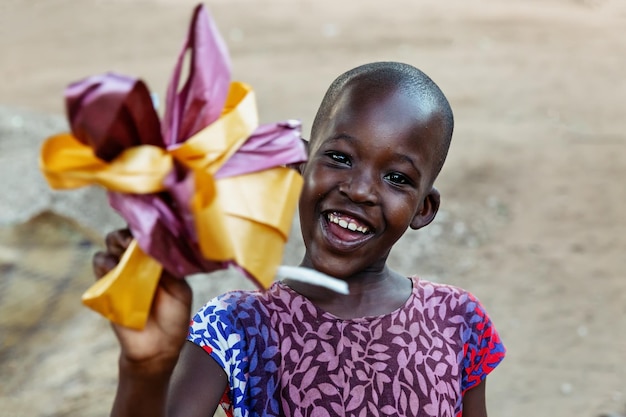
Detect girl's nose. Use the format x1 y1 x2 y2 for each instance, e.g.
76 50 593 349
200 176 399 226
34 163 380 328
338 173 379 205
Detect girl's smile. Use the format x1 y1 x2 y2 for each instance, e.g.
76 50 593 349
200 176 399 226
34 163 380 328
327 212 371 234
321 210 375 251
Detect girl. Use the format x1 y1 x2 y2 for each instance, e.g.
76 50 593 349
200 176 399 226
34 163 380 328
94 61 505 417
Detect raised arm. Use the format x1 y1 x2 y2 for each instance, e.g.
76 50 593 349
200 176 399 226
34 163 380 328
93 229 227 417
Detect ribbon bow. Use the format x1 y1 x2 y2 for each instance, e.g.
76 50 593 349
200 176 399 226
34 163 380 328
39 4 307 329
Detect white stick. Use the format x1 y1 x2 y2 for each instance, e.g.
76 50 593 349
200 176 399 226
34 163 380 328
276 265 349 295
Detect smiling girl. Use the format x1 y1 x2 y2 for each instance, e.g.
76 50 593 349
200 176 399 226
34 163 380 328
95 61 505 417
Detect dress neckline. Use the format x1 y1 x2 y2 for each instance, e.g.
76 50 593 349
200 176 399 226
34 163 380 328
275 276 420 323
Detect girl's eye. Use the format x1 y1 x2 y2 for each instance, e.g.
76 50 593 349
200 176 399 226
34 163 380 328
385 172 411 185
325 151 351 166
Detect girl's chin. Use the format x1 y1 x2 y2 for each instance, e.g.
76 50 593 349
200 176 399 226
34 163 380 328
305 254 366 280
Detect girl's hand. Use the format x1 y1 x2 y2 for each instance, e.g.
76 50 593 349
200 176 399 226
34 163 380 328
92 229 192 372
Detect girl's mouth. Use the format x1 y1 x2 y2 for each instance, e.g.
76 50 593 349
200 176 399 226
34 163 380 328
321 211 374 248
327 212 370 234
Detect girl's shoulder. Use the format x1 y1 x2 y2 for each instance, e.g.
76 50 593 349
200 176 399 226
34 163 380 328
411 276 474 301
409 276 489 319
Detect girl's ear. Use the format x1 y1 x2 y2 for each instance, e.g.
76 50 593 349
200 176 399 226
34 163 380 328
410 187 440 230
288 138 310 174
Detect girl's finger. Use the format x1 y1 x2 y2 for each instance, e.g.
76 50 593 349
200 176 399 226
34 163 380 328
92 251 120 279
104 228 133 258
160 273 193 306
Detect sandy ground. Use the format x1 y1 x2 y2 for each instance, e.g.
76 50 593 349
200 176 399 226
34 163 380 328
1 0 625 416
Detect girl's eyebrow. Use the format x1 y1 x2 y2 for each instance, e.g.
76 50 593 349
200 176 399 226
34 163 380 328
395 153 422 179
327 133 356 143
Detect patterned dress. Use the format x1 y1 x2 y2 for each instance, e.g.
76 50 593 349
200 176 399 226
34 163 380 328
188 277 505 417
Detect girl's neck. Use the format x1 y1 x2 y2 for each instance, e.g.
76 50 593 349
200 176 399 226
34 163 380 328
283 266 412 320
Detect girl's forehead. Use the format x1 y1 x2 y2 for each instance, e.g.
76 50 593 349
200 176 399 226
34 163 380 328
323 88 444 140
339 84 439 123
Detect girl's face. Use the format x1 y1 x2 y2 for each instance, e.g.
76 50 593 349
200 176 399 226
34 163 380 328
299 86 444 280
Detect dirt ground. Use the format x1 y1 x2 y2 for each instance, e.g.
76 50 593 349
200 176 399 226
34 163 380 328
1 0 625 416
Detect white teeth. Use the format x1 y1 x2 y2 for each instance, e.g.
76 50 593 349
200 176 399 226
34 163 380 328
327 213 369 234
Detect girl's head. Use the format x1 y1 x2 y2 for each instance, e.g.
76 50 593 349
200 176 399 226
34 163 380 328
299 62 454 279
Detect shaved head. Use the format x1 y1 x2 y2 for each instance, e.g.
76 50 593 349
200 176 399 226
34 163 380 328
310 62 454 178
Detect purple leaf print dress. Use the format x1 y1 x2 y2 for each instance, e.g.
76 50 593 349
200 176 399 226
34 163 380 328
188 277 505 417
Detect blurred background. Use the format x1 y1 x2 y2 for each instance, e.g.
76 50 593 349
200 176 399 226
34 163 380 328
1 0 625 416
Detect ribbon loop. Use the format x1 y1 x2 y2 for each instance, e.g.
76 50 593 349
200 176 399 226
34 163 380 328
40 133 172 193
169 82 258 175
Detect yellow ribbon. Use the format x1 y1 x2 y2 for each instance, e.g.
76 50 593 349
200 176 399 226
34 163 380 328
82 240 163 329
40 133 173 193
40 81 303 329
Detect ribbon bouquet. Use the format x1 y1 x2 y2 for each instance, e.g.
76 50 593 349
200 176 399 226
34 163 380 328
39 4 308 329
